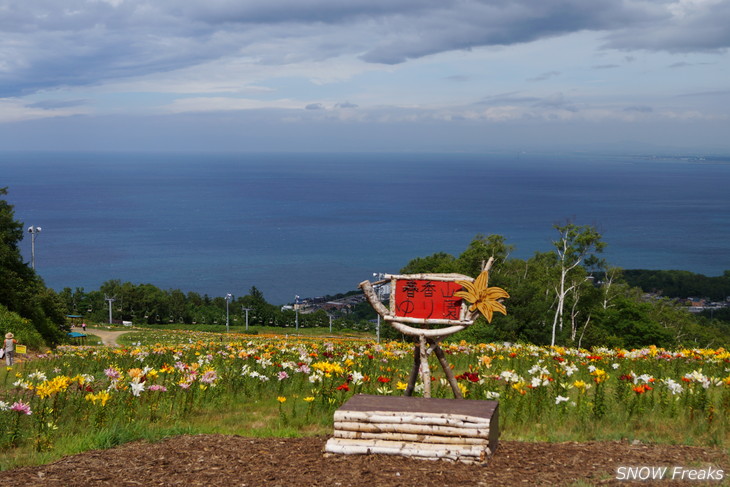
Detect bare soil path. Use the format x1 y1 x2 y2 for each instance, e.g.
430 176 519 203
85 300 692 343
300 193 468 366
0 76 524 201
83 327 130 347
2 435 728 486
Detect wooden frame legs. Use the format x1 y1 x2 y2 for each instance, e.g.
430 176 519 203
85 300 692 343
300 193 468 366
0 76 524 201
404 335 463 399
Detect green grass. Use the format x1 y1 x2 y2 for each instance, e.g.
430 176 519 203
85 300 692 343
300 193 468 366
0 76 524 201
3 332 729 472
139 322 373 338
65 323 372 348
113 326 372 347
0 393 332 471
76 334 103 346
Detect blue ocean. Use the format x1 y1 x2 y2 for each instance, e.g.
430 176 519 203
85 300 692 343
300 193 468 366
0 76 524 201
2 151 729 305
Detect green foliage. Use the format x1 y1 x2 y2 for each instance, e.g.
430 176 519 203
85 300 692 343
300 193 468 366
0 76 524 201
455 233 515 278
398 230 728 348
591 297 673 348
549 221 606 346
59 281 370 332
552 221 606 264
399 234 515 278
0 187 37 317
0 304 45 349
623 269 730 301
0 188 67 346
399 252 457 274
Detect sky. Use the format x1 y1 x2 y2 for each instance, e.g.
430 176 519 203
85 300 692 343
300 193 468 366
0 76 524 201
1 0 729 154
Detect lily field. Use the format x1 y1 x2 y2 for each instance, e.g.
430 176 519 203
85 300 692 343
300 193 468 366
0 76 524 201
1 329 729 469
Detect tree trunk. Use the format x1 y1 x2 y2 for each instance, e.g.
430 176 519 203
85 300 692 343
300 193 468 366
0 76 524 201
577 313 591 349
419 334 431 398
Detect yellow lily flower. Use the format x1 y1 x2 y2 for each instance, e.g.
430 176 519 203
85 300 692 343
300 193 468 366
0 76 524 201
454 270 509 323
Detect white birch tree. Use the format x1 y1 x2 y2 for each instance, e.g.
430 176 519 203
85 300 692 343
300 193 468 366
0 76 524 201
550 222 605 346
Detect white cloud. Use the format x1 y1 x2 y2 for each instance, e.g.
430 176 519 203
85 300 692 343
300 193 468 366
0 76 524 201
0 97 89 123
165 96 302 113
158 88 722 128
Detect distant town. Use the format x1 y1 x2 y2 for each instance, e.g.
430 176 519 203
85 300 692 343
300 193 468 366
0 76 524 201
284 283 392 315
638 292 730 315
683 297 730 314
287 283 729 318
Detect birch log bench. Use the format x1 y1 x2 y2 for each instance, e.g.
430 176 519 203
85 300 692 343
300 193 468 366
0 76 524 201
324 394 499 465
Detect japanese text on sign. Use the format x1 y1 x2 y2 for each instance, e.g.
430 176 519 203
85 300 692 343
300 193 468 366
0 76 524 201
393 279 464 320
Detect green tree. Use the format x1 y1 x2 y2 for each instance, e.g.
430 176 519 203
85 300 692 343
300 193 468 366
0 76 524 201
0 187 67 344
0 187 35 313
623 269 730 301
238 286 278 326
399 252 457 274
549 222 605 346
590 296 673 348
169 289 188 323
0 304 45 349
494 252 556 344
455 234 515 278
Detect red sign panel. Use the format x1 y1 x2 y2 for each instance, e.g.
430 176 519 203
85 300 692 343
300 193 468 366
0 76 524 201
393 279 464 320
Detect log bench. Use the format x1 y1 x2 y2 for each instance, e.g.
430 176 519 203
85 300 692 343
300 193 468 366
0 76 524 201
324 394 499 465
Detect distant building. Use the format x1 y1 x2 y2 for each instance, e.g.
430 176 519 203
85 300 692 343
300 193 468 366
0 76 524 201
322 301 350 312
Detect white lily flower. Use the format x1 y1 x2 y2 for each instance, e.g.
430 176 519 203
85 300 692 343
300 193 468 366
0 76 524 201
555 395 569 404
129 381 145 397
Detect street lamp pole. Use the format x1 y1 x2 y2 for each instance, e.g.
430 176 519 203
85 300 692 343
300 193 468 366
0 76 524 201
105 295 115 324
27 226 42 270
373 272 386 343
225 294 232 333
242 307 252 332
294 295 300 331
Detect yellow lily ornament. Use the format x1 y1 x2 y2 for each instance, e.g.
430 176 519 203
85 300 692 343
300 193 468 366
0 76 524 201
454 269 509 323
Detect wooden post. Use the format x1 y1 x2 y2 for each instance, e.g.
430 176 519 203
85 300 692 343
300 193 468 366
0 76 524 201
419 334 431 398
429 338 463 399
358 269 507 400
404 344 420 397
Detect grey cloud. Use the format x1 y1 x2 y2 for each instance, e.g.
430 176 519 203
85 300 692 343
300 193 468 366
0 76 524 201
533 92 578 112
0 5 249 97
592 64 620 70
305 103 324 110
360 0 657 64
475 92 540 106
335 101 358 108
669 62 693 69
675 89 730 98
601 1 730 53
527 71 561 82
624 105 653 113
668 61 712 69
445 75 470 82
27 99 89 109
181 0 440 25
1 0 728 97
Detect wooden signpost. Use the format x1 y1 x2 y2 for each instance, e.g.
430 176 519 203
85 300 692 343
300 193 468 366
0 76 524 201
325 258 509 464
359 257 508 399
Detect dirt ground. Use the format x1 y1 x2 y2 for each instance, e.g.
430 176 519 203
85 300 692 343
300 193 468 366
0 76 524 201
2 435 728 487
83 328 126 347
